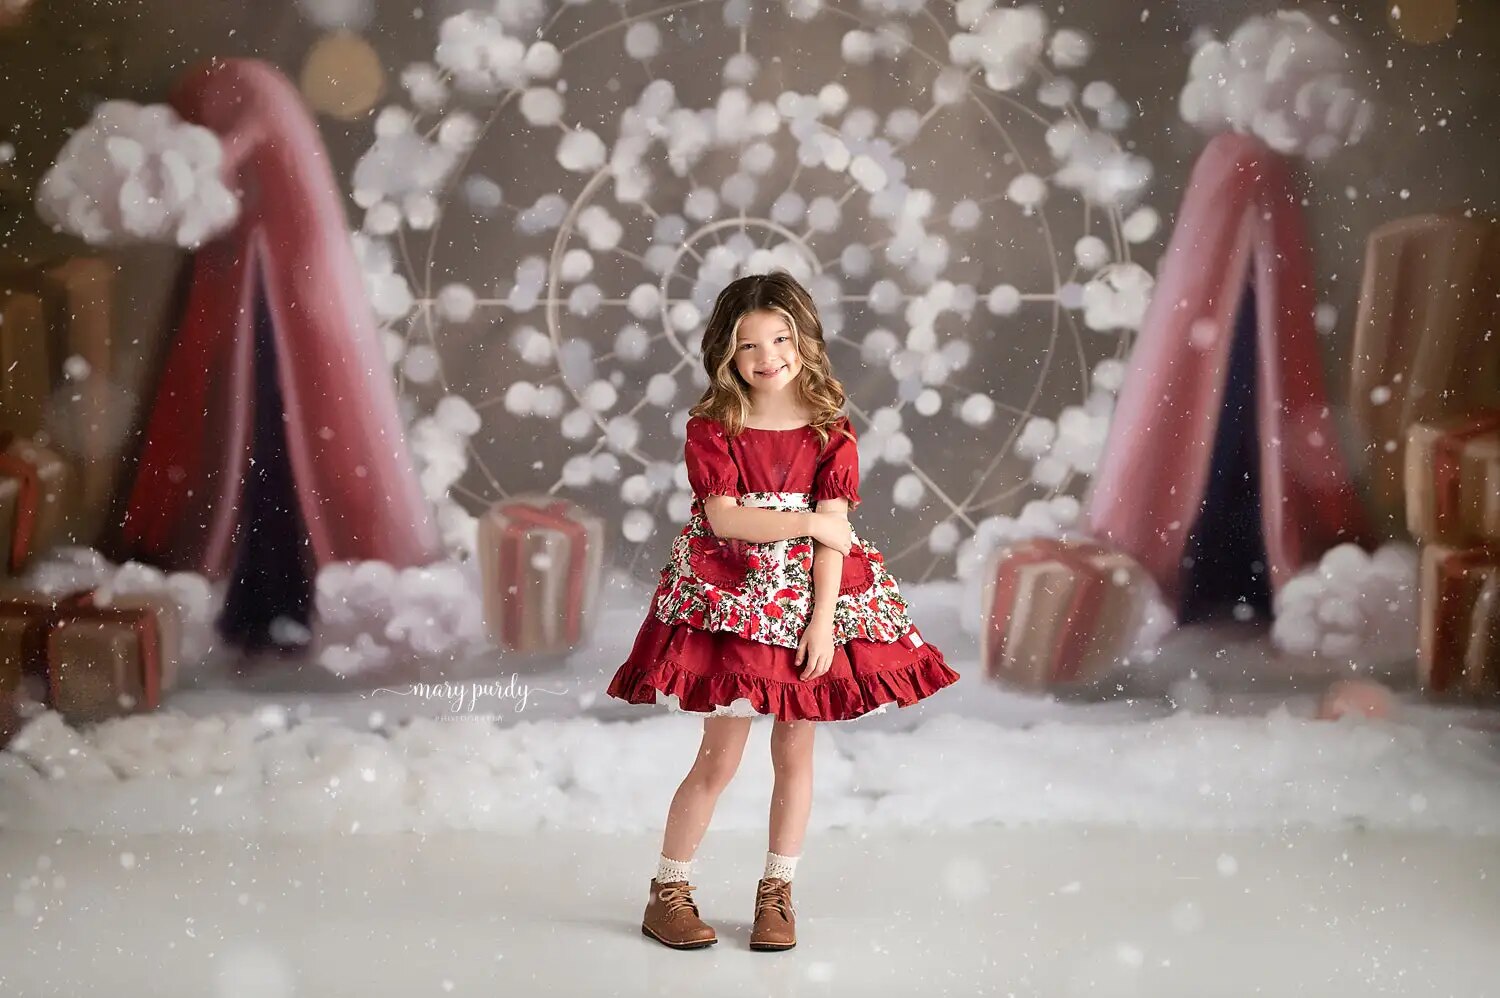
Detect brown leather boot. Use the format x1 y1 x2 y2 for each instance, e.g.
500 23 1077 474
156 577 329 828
641 878 717 949
749 877 796 951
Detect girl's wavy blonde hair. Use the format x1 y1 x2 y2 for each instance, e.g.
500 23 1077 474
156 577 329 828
688 271 853 449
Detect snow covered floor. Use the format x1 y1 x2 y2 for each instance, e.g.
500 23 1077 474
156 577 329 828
4 578 1500 995
4 579 1500 836
2 826 1498 997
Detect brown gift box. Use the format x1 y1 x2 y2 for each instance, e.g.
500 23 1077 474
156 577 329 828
0 257 118 544
1405 410 1500 547
1417 544 1500 698
0 586 182 723
1350 214 1500 531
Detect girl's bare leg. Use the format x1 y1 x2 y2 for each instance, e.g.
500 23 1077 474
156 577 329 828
767 719 816 856
660 716 754 861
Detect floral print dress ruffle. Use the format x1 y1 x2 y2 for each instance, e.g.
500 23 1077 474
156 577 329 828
606 415 960 722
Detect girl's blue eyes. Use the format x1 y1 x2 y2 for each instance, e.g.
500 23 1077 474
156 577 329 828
739 336 790 350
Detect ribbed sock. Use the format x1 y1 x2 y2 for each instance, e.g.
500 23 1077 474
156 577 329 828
764 851 800 882
656 854 693 884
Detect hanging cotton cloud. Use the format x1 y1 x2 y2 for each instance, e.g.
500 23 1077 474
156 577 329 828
1050 126 1152 209
435 11 529 93
948 3 1048 92
351 109 460 217
36 101 239 249
350 233 414 323
406 394 482 554
1271 542 1419 665
1179 10 1374 161
1081 262 1154 331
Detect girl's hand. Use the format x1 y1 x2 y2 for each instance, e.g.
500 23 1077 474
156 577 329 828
809 512 852 555
795 617 837 681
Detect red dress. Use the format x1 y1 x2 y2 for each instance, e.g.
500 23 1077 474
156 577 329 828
606 414 960 722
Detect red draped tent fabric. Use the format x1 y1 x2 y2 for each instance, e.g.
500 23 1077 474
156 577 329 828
115 58 440 579
1084 133 1375 610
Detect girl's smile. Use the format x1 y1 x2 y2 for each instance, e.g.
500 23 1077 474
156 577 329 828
735 309 802 391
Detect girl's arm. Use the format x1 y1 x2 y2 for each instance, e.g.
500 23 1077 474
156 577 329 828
703 496 850 552
796 496 850 679
808 497 851 626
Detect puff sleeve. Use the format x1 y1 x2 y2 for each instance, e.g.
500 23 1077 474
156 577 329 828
811 417 861 508
684 416 742 500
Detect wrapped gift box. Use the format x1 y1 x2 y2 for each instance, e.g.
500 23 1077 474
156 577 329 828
1405 409 1500 547
1418 544 1500 698
0 587 182 723
980 537 1151 691
477 496 604 654
0 433 71 575
1350 214 1500 530
0 257 118 544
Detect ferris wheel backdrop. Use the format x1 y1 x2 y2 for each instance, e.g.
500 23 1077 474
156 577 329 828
348 0 1162 582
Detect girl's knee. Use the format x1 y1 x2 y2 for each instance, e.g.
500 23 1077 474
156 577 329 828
689 754 743 794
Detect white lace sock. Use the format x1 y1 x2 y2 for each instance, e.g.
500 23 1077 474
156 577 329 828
764 851 800 882
656 854 694 884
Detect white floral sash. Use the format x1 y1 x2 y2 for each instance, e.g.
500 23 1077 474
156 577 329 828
651 491 914 649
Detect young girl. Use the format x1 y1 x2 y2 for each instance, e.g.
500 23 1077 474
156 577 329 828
606 271 960 952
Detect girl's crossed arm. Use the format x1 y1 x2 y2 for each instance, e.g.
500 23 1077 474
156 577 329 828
797 496 850 679
702 496 851 554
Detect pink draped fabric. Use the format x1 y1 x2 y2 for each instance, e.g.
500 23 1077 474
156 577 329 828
1084 133 1374 608
116 58 440 578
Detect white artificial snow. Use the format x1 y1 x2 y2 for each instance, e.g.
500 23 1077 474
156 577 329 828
6 702 1497 835
1271 542 1419 665
18 546 223 670
36 101 239 249
1179 11 1374 161
313 559 488 678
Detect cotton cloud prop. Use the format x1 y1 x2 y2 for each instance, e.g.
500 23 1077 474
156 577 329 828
1179 11 1373 161
36 101 240 248
1271 542 1419 666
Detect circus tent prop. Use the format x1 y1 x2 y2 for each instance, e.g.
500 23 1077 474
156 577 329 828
112 59 441 649
1084 132 1376 622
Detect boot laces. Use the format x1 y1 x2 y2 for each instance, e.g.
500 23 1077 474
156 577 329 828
657 881 700 917
755 878 792 920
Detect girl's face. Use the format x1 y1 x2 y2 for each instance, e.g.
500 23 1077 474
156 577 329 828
733 309 802 394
